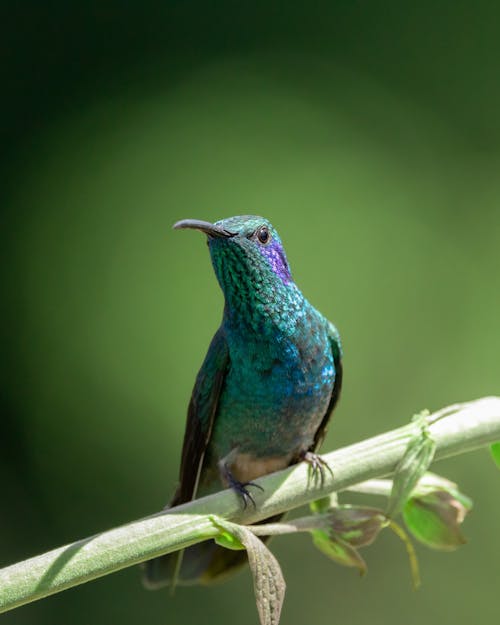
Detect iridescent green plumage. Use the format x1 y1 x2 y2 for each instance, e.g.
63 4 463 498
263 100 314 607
143 215 342 587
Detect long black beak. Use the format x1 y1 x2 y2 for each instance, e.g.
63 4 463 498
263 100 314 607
173 219 236 238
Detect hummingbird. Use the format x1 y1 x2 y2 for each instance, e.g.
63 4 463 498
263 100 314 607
143 215 342 588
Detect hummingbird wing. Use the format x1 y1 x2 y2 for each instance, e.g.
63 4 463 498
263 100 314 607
142 328 229 589
171 327 229 505
311 321 343 451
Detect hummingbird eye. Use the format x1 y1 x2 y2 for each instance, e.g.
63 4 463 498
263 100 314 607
256 226 271 245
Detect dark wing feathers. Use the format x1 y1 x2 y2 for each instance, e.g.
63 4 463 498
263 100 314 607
171 328 229 505
311 321 343 451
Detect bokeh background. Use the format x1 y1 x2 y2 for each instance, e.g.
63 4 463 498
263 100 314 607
2 2 499 624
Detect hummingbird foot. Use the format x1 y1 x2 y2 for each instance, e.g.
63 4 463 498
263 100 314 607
221 463 264 509
300 451 333 487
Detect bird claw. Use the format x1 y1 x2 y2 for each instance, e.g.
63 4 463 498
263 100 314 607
222 464 264 509
301 451 333 486
234 481 264 509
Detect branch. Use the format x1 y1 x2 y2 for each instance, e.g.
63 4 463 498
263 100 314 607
1 397 499 614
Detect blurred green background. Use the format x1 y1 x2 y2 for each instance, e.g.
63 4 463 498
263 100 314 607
1 2 499 624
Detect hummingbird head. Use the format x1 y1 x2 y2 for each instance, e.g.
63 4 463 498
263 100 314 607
173 216 293 294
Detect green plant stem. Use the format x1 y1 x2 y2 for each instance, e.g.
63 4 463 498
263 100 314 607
346 473 452 498
1 396 499 614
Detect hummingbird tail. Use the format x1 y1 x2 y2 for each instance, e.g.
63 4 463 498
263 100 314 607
142 505 285 588
141 541 249 588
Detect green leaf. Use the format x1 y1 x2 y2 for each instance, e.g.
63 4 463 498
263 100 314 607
310 507 387 575
309 493 338 515
214 530 245 551
491 442 500 469
403 490 470 551
312 530 367 575
211 517 285 625
311 507 420 588
409 473 473 509
327 506 387 547
387 416 436 518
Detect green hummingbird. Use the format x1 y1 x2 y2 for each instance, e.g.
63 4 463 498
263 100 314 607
143 215 342 587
